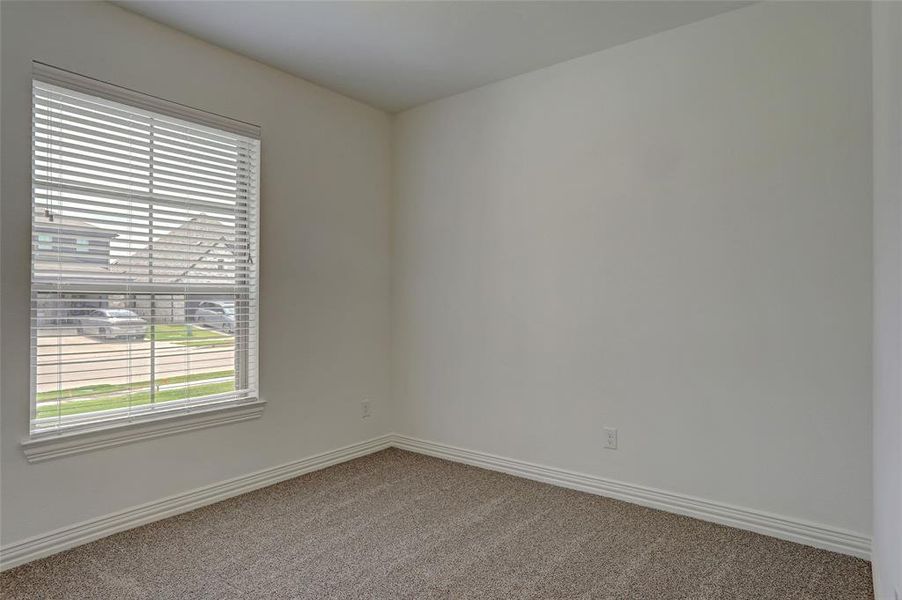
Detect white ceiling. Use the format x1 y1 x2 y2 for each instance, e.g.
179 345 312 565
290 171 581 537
117 1 752 113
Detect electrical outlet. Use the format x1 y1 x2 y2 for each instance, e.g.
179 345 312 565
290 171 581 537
361 399 371 419
604 427 618 450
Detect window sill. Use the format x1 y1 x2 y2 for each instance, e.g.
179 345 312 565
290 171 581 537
21 399 266 463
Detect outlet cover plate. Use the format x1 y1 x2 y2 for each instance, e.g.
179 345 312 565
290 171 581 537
604 427 617 450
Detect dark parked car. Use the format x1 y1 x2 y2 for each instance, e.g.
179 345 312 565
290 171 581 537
192 301 236 335
75 309 148 340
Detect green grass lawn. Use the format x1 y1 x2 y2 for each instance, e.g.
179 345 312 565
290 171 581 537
152 324 233 347
36 376 236 418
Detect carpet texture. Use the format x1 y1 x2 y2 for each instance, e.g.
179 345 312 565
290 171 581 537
0 448 873 599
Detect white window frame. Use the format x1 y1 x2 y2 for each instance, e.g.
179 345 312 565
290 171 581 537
23 63 263 461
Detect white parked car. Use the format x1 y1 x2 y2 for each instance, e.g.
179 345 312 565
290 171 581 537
75 309 148 340
192 301 236 335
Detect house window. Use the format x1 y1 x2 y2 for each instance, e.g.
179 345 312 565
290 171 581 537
30 64 260 437
37 234 52 251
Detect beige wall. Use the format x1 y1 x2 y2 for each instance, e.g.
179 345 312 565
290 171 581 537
392 1 873 537
872 1 902 597
1 1 393 544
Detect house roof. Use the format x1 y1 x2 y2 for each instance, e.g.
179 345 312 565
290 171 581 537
112 216 237 284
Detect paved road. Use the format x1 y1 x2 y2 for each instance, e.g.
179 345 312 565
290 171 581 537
36 330 235 393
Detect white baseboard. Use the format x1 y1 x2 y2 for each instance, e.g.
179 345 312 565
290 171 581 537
391 434 871 560
0 434 394 571
0 431 871 572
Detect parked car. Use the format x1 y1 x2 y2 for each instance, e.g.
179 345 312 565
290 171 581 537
75 309 147 340
192 301 236 335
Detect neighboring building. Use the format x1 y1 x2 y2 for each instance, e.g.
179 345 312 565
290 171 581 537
33 213 119 276
33 215 239 326
32 214 120 326
112 216 239 323
112 216 237 284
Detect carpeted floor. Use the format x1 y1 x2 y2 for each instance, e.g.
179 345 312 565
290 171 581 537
1 448 873 599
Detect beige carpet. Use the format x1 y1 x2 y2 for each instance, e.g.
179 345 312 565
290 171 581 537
1 448 873 599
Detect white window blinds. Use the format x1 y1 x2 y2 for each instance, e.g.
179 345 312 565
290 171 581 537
31 64 260 436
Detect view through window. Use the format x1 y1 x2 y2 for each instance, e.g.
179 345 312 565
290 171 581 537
31 69 260 435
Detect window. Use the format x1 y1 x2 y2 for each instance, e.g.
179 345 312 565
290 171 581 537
30 63 260 437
